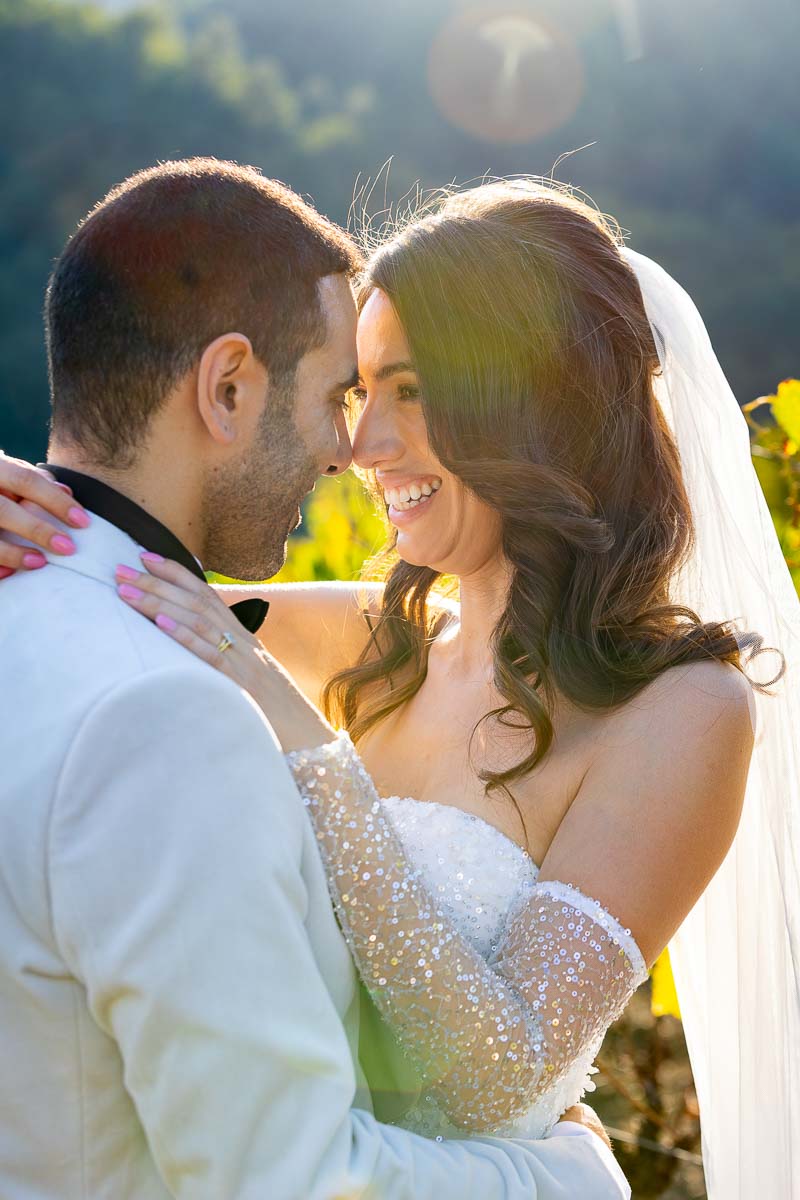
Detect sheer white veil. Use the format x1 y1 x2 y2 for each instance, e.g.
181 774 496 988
621 246 800 1198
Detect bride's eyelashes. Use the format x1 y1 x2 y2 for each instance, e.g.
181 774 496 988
348 383 421 403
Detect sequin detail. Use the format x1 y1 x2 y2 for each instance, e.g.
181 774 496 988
286 731 650 1138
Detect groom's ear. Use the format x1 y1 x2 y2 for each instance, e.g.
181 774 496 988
195 333 266 447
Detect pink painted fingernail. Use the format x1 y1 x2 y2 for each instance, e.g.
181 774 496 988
156 613 177 631
0 566 15 580
23 552 47 569
115 563 140 581
51 534 76 555
68 506 91 529
118 583 144 600
140 551 164 564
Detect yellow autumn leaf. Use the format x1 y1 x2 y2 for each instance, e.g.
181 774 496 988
771 378 800 444
650 946 681 1018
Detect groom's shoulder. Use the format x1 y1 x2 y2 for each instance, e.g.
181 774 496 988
1 560 192 678
0 562 272 747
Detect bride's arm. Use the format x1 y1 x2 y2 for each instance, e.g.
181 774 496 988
214 581 389 707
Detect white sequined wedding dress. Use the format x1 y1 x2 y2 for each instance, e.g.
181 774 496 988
286 731 651 1141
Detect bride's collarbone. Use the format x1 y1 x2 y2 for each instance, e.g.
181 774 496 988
358 697 605 861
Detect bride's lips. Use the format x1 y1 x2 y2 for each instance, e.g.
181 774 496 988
387 488 439 527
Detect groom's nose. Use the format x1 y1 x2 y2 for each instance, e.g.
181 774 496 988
323 414 353 476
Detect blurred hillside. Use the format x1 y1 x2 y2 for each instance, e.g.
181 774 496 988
1 0 798 460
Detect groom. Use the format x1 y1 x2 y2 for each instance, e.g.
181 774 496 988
0 159 630 1198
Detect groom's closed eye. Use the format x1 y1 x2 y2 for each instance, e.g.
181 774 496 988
329 368 360 410
330 369 360 396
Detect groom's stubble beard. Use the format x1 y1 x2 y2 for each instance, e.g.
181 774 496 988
199 378 318 581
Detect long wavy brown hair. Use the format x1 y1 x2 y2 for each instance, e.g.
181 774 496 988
322 179 780 800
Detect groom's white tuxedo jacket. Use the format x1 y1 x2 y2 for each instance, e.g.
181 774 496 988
0 505 631 1199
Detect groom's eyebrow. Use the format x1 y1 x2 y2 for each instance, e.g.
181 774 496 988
332 367 360 393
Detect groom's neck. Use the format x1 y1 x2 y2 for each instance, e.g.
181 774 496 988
47 441 205 562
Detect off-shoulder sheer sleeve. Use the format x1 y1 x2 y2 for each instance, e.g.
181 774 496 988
286 731 651 1135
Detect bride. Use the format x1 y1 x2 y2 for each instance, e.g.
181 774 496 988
1 180 798 1191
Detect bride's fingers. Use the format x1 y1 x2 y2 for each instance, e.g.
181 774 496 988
0 456 91 544
137 551 212 597
114 559 219 620
155 611 243 677
116 580 245 676
0 492 85 568
116 581 222 642
0 527 50 573
117 573 250 652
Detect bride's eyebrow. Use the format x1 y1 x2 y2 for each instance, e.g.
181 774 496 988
357 360 417 384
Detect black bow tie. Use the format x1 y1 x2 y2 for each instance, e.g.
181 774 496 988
39 464 270 636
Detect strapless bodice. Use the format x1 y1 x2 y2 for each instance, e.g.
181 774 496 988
380 795 539 960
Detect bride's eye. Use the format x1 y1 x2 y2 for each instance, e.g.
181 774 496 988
347 386 367 406
397 383 420 401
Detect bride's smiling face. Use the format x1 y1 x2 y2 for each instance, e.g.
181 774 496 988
352 288 502 576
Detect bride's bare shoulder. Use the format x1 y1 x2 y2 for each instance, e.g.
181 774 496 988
604 658 755 742
540 659 756 967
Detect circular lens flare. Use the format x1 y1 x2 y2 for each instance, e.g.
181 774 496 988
427 4 584 144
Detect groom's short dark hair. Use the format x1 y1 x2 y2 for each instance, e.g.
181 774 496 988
45 158 362 467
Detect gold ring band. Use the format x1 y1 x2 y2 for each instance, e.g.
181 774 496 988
216 631 236 654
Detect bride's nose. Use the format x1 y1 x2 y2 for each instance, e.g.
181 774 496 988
352 403 405 470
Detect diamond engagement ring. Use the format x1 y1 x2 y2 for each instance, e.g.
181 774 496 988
216 631 236 654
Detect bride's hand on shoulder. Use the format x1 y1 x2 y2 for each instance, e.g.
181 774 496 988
0 452 91 578
116 551 336 752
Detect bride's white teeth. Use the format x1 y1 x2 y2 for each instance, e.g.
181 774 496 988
382 476 442 510
397 492 433 511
